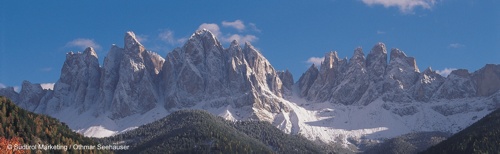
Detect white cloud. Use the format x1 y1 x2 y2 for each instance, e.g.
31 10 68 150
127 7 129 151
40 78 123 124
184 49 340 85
448 43 465 48
197 21 259 44
377 30 386 34
222 20 246 31
65 38 102 50
224 34 258 43
306 57 324 66
0 83 5 89
362 0 436 13
158 29 187 45
436 68 457 77
40 83 55 90
197 23 221 36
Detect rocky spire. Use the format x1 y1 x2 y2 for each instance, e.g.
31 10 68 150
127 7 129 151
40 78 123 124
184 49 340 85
349 47 365 67
321 51 341 70
298 64 319 97
278 69 294 94
124 31 145 53
389 48 419 72
366 42 387 78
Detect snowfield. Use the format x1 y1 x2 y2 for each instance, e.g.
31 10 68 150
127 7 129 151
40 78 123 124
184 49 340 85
55 85 496 149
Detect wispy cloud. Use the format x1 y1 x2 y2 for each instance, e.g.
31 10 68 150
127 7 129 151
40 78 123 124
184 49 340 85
39 67 53 72
65 38 102 50
0 83 5 89
197 20 259 44
377 30 386 34
448 43 465 49
158 29 187 45
40 83 55 90
362 0 437 13
306 57 324 66
135 35 148 42
436 68 457 77
222 20 245 32
249 23 261 33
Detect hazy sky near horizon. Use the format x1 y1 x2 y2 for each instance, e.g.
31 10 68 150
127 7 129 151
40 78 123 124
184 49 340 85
1 0 499 91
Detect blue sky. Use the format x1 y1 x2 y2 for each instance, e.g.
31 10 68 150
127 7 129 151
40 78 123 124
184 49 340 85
1 0 499 91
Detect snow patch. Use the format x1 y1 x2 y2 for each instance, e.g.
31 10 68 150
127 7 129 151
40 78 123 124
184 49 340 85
40 83 55 90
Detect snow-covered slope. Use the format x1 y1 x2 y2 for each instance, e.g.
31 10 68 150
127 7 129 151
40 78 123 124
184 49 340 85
1 30 499 149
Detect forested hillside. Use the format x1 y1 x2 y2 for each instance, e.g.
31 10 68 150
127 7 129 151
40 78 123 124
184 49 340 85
0 96 111 154
363 131 449 154
100 109 340 153
423 109 500 153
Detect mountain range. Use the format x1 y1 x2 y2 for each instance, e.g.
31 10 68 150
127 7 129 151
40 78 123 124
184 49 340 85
1 29 499 150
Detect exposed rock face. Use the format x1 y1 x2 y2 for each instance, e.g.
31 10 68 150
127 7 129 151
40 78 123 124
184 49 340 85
305 51 347 102
412 67 445 102
297 43 500 105
297 65 319 97
332 47 369 105
298 43 388 105
99 32 165 119
160 30 287 120
473 64 500 97
0 30 287 120
44 47 101 113
434 69 476 99
366 42 388 80
381 48 420 103
18 81 47 111
0 32 166 119
278 69 294 95
107 32 164 118
0 87 19 103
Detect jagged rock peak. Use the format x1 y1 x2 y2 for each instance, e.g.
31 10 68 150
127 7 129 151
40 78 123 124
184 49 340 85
298 64 319 97
83 47 98 58
191 28 220 44
186 28 223 54
322 51 340 69
390 48 419 72
64 47 99 67
194 28 214 36
230 39 240 47
389 48 407 60
366 42 388 77
350 47 365 65
278 69 294 96
244 41 257 50
450 69 470 78
423 67 433 73
371 42 387 55
124 31 144 52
